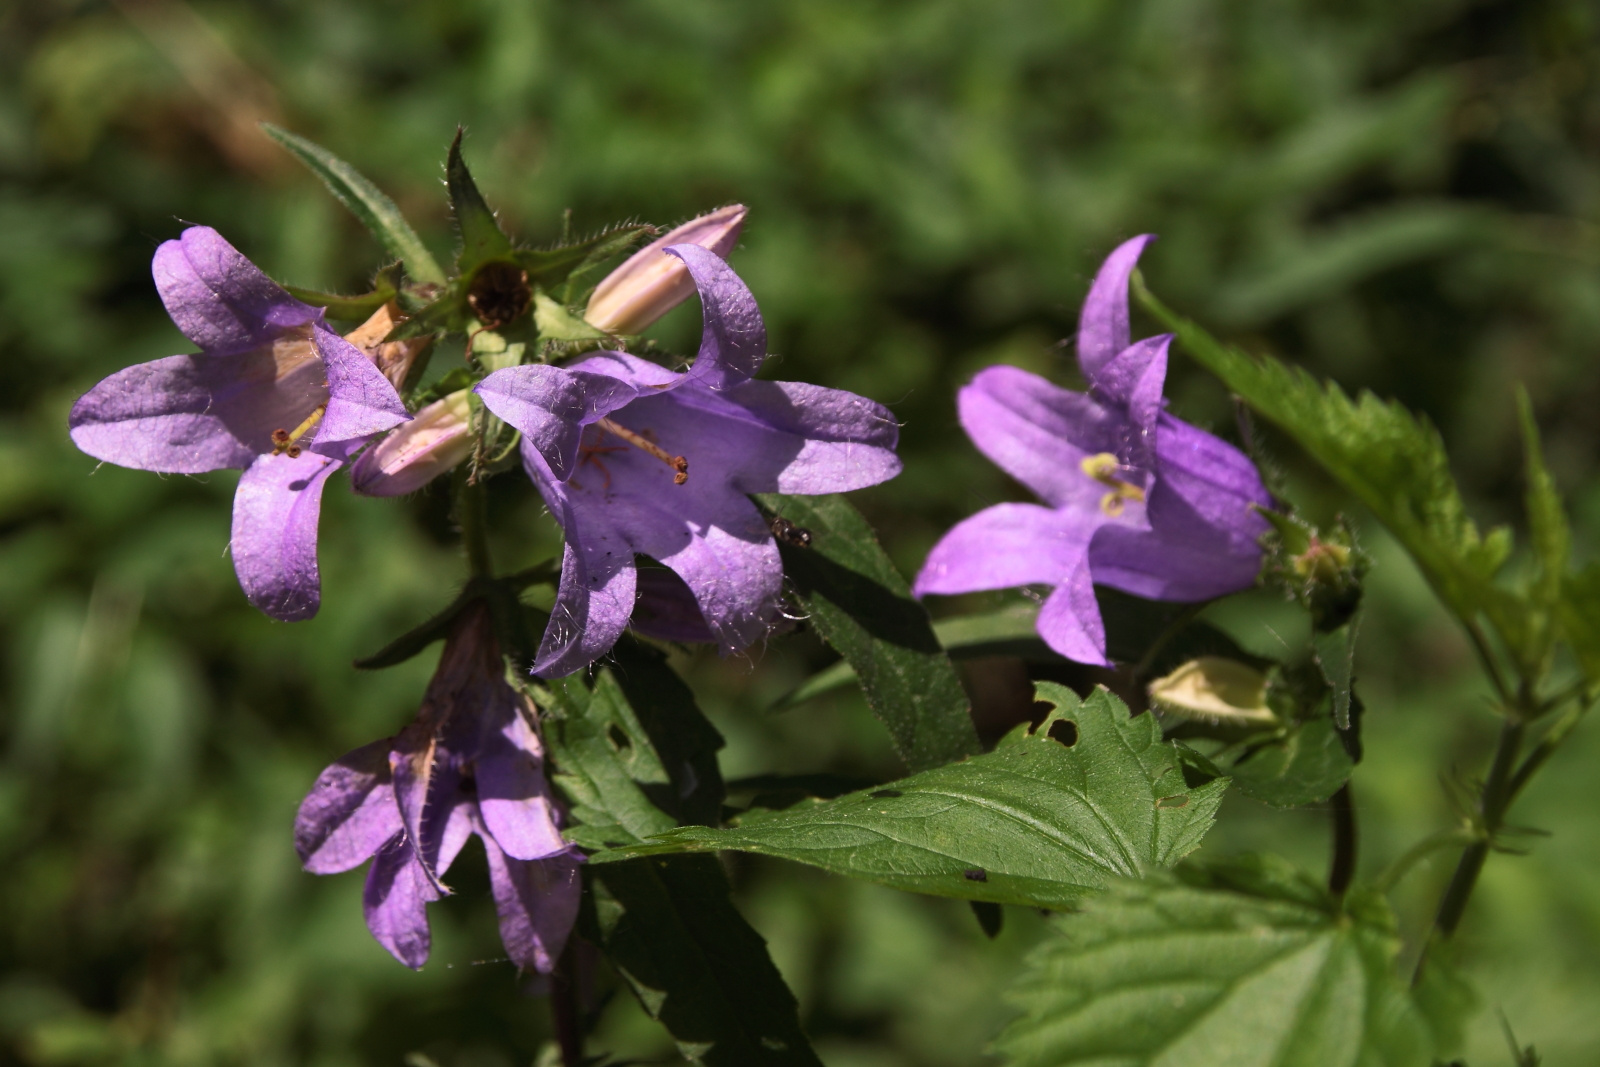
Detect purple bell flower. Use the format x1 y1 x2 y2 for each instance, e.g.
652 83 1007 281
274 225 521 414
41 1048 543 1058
912 235 1271 666
67 226 411 620
475 244 902 677
294 604 582 972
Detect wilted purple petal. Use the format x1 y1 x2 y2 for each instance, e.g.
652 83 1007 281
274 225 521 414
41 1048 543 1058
311 325 410 448
230 448 345 621
476 704 568 862
1036 564 1109 667
295 738 402 874
668 244 766 392
363 834 439 970
482 834 583 974
152 227 320 353
913 503 1101 597
475 364 639 479
958 366 1133 508
1076 234 1155 390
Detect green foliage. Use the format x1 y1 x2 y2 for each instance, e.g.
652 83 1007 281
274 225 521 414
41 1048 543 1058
995 856 1459 1067
281 280 397 322
445 130 515 276
1225 714 1355 808
261 123 446 285
755 492 981 771
604 685 1224 909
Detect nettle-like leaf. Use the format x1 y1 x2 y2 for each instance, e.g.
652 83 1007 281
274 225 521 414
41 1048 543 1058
599 685 1225 910
995 856 1463 1067
516 222 657 296
1136 283 1533 666
261 123 446 285
755 492 982 771
538 662 821 1066
1224 713 1355 808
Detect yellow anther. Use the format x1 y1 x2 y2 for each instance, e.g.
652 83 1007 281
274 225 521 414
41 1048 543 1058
1080 452 1145 515
271 404 328 458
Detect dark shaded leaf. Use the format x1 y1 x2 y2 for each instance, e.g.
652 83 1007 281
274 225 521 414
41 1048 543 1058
261 124 446 285
600 685 1224 910
1227 713 1355 807
587 856 823 1066
607 636 726 827
515 223 656 293
445 129 515 275
755 492 980 771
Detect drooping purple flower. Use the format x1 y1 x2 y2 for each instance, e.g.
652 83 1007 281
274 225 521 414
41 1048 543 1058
912 235 1271 666
475 244 901 677
68 227 411 620
294 604 581 972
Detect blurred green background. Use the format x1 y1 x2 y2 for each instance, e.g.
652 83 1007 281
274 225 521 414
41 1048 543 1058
3 0 1599 1063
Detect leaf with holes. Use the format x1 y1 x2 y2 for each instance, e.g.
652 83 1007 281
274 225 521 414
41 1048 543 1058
995 855 1464 1067
596 684 1225 910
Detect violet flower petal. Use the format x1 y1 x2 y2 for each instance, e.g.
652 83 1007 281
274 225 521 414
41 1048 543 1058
629 566 717 644
311 324 410 448
524 442 638 678
362 834 439 970
667 244 766 392
68 354 263 473
1076 234 1155 393
719 380 902 493
958 366 1136 509
152 226 320 353
481 835 583 974
1092 334 1170 441
477 704 568 861
294 738 402 874
229 448 345 621
475 364 639 479
1036 561 1109 667
912 502 1101 597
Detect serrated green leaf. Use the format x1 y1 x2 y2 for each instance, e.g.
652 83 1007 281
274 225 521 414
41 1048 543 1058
1516 387 1569 675
607 636 726 827
1313 618 1359 731
587 856 823 1066
1136 282 1526 664
1559 564 1600 686
600 685 1225 910
1227 713 1355 807
445 129 514 275
754 492 981 771
261 123 445 285
515 223 656 293
282 282 395 321
995 856 1457 1067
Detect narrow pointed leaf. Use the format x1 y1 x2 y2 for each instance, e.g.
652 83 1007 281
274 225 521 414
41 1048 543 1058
283 282 397 321
995 856 1460 1067
1516 388 1570 676
755 492 981 770
599 685 1225 910
515 223 656 292
261 124 445 285
1136 282 1529 663
446 129 514 275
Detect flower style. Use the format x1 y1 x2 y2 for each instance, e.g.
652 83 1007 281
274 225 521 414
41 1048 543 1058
68 227 411 620
293 604 581 971
912 235 1271 666
476 244 902 677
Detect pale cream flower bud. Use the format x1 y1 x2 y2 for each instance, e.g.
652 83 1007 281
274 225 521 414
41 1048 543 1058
584 204 747 335
1148 657 1277 727
350 390 474 497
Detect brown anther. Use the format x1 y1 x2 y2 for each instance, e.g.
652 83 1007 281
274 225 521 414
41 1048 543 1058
271 404 328 457
467 261 533 328
286 445 302 459
594 417 690 485
271 429 292 447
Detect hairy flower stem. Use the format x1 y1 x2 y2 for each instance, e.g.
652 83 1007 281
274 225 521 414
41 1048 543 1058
1414 715 1526 984
455 470 494 578
1327 783 1357 898
550 938 584 1067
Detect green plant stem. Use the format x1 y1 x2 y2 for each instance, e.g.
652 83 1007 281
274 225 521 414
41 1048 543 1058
455 470 493 578
1463 618 1513 706
1327 783 1357 898
1373 828 1476 895
1507 694 1592 804
549 937 584 1067
1414 716 1525 984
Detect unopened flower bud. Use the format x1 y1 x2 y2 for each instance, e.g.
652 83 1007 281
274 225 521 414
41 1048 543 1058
344 301 434 389
584 204 747 335
350 390 474 496
1148 657 1276 727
